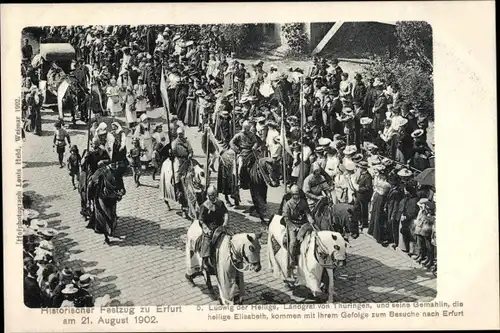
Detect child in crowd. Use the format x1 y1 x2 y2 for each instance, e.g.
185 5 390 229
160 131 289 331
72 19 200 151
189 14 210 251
67 145 81 190
151 143 163 181
128 138 143 187
53 120 71 168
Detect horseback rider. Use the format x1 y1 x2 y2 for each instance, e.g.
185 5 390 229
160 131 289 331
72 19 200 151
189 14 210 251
171 126 194 217
282 185 315 270
303 163 332 211
185 185 229 289
229 120 259 187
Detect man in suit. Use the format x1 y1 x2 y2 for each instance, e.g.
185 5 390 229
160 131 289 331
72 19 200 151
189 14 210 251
24 262 43 308
354 161 373 232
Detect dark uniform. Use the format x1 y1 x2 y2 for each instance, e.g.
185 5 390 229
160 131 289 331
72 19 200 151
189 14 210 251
199 200 228 258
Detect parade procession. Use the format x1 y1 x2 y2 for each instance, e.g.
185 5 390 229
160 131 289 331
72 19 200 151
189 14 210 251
21 24 436 307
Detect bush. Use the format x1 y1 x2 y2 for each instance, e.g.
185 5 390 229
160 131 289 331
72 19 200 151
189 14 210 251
199 24 263 56
281 23 309 54
362 56 434 120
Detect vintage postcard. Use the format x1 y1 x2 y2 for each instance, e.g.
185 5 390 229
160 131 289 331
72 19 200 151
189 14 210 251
2 2 498 332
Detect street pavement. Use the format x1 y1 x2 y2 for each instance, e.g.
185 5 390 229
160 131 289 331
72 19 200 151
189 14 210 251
22 109 437 306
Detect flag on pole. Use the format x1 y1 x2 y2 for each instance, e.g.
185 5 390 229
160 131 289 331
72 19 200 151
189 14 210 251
280 117 293 156
147 67 170 119
57 80 70 120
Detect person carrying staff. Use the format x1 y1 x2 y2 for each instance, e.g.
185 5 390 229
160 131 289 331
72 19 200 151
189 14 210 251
171 126 194 217
229 120 259 188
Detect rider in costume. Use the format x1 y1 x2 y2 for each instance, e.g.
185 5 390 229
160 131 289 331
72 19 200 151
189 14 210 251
185 186 229 286
302 163 331 211
229 120 259 188
282 185 315 275
170 126 194 216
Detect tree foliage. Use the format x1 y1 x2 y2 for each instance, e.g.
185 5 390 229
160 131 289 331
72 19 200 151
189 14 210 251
363 21 434 119
199 24 263 55
395 21 433 71
363 57 434 119
281 23 309 54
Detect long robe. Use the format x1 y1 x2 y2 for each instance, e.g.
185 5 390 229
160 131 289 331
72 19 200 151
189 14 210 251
86 167 125 237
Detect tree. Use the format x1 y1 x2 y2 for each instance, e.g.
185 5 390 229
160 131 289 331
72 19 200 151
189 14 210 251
395 21 433 71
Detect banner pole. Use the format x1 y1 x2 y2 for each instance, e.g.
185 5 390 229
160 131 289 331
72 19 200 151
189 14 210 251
281 103 287 194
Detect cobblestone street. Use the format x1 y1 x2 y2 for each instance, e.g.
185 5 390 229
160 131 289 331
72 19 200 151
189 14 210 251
22 109 437 306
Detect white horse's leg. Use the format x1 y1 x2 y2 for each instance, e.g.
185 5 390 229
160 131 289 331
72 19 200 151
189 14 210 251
326 268 336 303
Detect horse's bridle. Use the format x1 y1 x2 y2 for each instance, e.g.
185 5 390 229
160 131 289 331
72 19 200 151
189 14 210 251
229 239 260 273
313 232 342 269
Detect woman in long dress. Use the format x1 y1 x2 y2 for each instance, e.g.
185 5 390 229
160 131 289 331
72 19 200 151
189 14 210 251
123 87 137 130
133 115 153 170
184 80 197 126
134 76 148 120
176 79 188 123
368 166 391 244
106 78 122 117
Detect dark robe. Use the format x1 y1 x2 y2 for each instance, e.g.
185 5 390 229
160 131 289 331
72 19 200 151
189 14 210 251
175 84 188 122
199 200 228 257
352 81 367 109
363 86 377 118
86 166 126 237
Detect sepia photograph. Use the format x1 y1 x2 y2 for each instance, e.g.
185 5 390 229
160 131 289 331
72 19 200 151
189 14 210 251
20 21 438 308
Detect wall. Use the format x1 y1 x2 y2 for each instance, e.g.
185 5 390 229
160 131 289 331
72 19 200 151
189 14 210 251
316 22 398 58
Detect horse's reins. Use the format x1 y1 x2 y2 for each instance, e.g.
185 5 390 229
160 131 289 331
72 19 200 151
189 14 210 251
229 238 253 273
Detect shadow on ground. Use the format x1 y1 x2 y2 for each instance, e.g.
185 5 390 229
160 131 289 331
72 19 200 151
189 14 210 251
112 216 188 250
23 189 131 305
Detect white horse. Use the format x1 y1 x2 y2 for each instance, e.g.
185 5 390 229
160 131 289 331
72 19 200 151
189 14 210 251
185 220 262 305
267 215 347 303
159 158 206 219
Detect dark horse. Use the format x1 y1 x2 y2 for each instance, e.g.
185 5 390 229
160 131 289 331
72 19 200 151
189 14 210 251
85 161 127 244
59 75 89 127
239 153 280 222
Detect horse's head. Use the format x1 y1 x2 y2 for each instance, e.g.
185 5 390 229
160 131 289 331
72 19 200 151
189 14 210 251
231 232 263 272
259 157 281 187
315 231 347 268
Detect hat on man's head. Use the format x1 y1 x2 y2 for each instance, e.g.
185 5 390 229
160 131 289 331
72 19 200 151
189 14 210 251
38 240 54 252
368 155 382 166
30 219 47 231
318 137 332 147
40 228 58 240
360 117 373 126
397 168 413 178
62 284 79 295
79 274 95 288
343 145 357 156
61 267 73 279
411 129 424 138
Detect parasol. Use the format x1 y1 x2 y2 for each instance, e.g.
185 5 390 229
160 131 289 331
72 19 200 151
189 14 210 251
415 168 435 187
31 54 43 68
